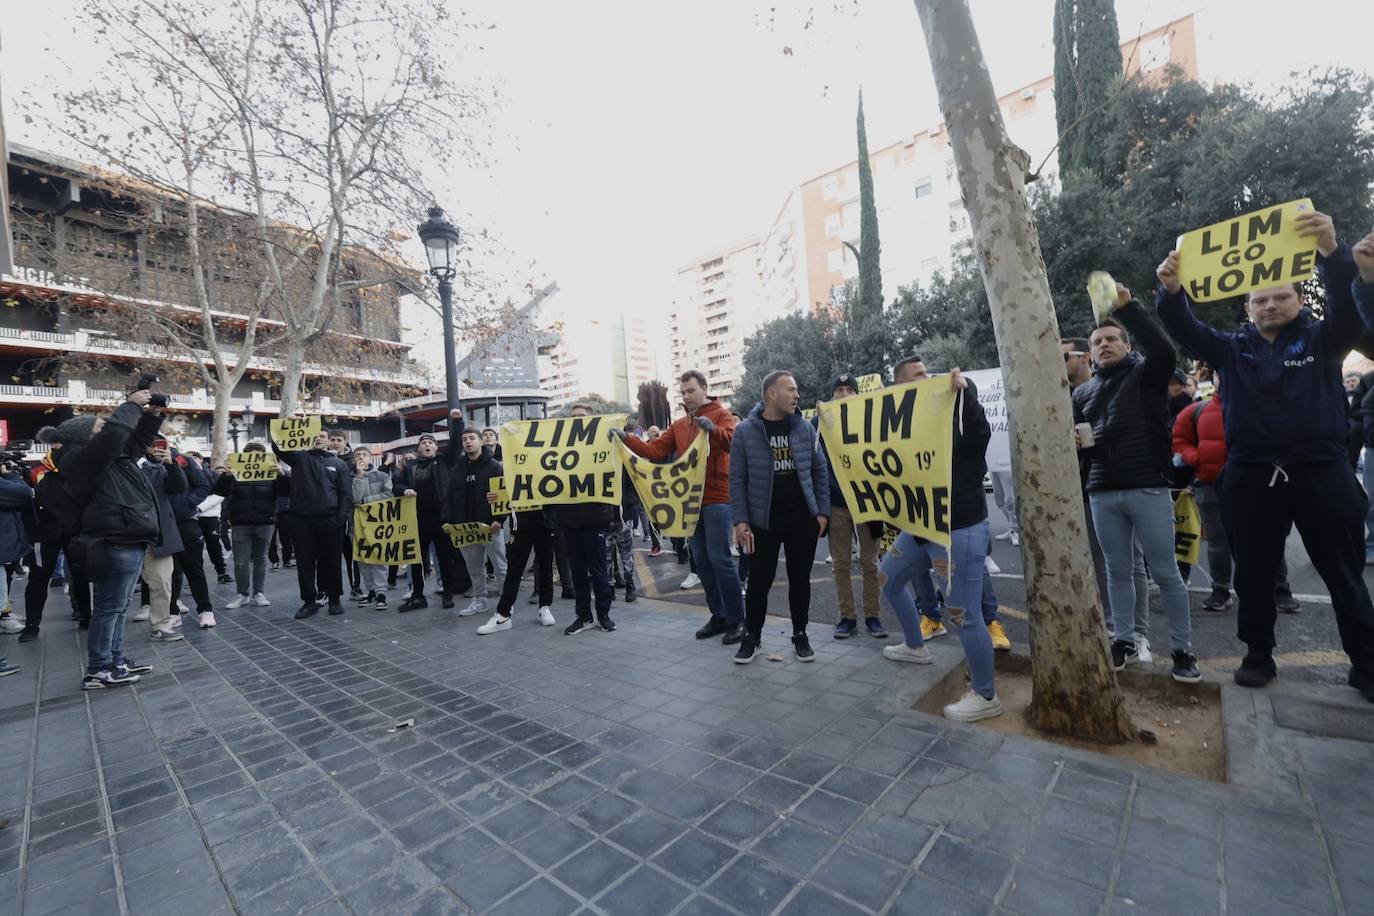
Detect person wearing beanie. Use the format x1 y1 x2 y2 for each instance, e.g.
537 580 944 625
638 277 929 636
57 390 166 689
391 411 470 612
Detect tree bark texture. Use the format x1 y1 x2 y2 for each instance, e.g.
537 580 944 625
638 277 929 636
912 0 1133 743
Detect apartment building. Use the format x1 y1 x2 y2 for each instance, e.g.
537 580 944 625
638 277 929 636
0 144 431 451
539 307 654 413
667 237 771 404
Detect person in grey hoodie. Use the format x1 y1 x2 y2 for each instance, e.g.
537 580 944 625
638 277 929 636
349 447 393 612
729 370 830 664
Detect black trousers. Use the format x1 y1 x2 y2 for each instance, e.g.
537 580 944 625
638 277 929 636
198 517 226 575
343 535 360 590
171 519 214 613
744 513 820 640
1220 460 1374 674
24 540 91 627
293 514 344 603
563 526 613 619
409 515 467 598
497 526 555 616
270 516 294 564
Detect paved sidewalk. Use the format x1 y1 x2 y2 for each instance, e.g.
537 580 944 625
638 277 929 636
0 568 1369 915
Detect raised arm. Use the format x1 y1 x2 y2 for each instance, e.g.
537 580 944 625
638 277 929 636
1154 251 1230 369
1116 298 1178 387
1350 229 1374 340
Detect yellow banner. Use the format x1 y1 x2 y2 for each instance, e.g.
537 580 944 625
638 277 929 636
444 522 493 548
857 373 883 393
500 414 625 510
270 416 323 452
1176 198 1317 302
225 451 278 482
800 408 818 421
1174 490 1201 566
817 378 955 547
489 477 511 517
353 495 421 566
615 430 708 538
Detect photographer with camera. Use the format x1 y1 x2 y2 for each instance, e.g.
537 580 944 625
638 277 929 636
55 382 168 689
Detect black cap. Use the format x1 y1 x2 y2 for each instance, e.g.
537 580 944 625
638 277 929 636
831 373 858 395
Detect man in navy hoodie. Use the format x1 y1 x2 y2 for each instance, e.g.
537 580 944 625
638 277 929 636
1156 209 1374 700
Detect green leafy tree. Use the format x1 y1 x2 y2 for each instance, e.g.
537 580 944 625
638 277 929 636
738 312 843 410
856 90 883 319
887 258 1000 371
1052 0 1122 182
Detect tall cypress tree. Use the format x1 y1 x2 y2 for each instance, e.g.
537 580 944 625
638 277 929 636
1053 0 1121 181
855 89 883 323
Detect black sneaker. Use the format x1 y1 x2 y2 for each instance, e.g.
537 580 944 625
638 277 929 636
864 617 888 639
119 659 153 676
833 619 857 639
1171 651 1201 684
327 602 344 616
17 626 39 643
625 586 636 603
1110 640 1136 672
598 614 616 632
565 616 593 635
695 617 730 640
793 633 815 662
83 668 139 689
1234 654 1277 688
1349 667 1374 703
350 587 366 601
1275 589 1301 614
734 636 759 665
49 576 65 589
294 602 320 620
527 591 539 605
354 590 373 605
283 560 296 568
399 596 429 612
373 594 387 612
217 573 233 584
722 624 745 646
442 595 455 610
1201 588 1232 612
561 589 576 601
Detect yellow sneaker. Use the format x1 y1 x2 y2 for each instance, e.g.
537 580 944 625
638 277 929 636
920 617 948 640
987 619 1011 651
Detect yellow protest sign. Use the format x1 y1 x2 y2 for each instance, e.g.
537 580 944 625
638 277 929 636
353 495 420 566
1174 490 1201 566
800 408 818 421
879 523 899 555
444 522 493 548
817 378 956 547
500 414 625 510
226 451 278 482
857 373 883 393
615 430 708 538
270 415 323 452
1176 198 1317 302
489 477 511 517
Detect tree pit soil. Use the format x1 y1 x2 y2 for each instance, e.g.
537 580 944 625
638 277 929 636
915 662 1225 782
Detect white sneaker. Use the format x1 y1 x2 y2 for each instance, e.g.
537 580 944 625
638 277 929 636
252 593 271 607
150 628 184 643
1133 635 1153 665
131 605 151 623
1009 531 1020 547
943 689 1003 722
539 606 556 626
460 598 487 617
176 600 189 613
680 573 701 590
0 616 23 634
198 611 217 629
993 530 1012 541
225 595 250 609
476 613 511 635
984 556 1001 575
882 643 932 665
169 614 183 630
824 555 834 564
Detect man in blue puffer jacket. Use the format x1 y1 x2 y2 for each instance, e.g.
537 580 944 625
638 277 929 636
1156 209 1374 700
730 369 830 664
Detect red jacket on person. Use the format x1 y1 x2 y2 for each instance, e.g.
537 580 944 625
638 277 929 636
1172 396 1225 484
622 397 735 505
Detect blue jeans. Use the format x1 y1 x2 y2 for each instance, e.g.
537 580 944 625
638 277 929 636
912 554 999 624
689 504 743 626
1089 488 1192 652
880 522 997 699
87 543 146 673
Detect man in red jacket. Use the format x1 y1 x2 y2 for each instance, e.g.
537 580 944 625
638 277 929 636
1173 390 1298 614
616 370 744 644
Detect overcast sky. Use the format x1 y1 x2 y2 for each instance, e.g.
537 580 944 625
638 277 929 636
5 0 1373 377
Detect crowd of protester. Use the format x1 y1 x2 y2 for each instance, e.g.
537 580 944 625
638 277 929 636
0 212 1371 719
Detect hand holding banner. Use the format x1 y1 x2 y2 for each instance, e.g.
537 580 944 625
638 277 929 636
353 495 421 565
1175 198 1317 302
500 414 625 510
226 451 278 482
270 416 322 452
615 429 708 538
817 378 956 547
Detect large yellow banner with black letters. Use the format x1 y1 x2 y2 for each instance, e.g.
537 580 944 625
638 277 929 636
614 430 708 538
353 495 421 565
817 379 955 547
500 415 626 511
1175 198 1318 302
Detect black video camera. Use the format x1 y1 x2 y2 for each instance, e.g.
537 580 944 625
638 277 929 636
0 447 27 472
133 373 169 408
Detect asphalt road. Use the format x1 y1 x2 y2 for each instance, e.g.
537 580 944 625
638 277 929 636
632 495 1359 687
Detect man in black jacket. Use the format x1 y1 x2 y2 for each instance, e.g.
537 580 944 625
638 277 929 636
445 429 506 617
220 441 277 610
166 448 215 628
273 429 352 619
56 391 163 689
393 409 468 611
1072 284 1198 683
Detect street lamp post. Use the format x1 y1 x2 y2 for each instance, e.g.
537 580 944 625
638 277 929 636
417 206 462 415
228 417 242 451
227 408 256 452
